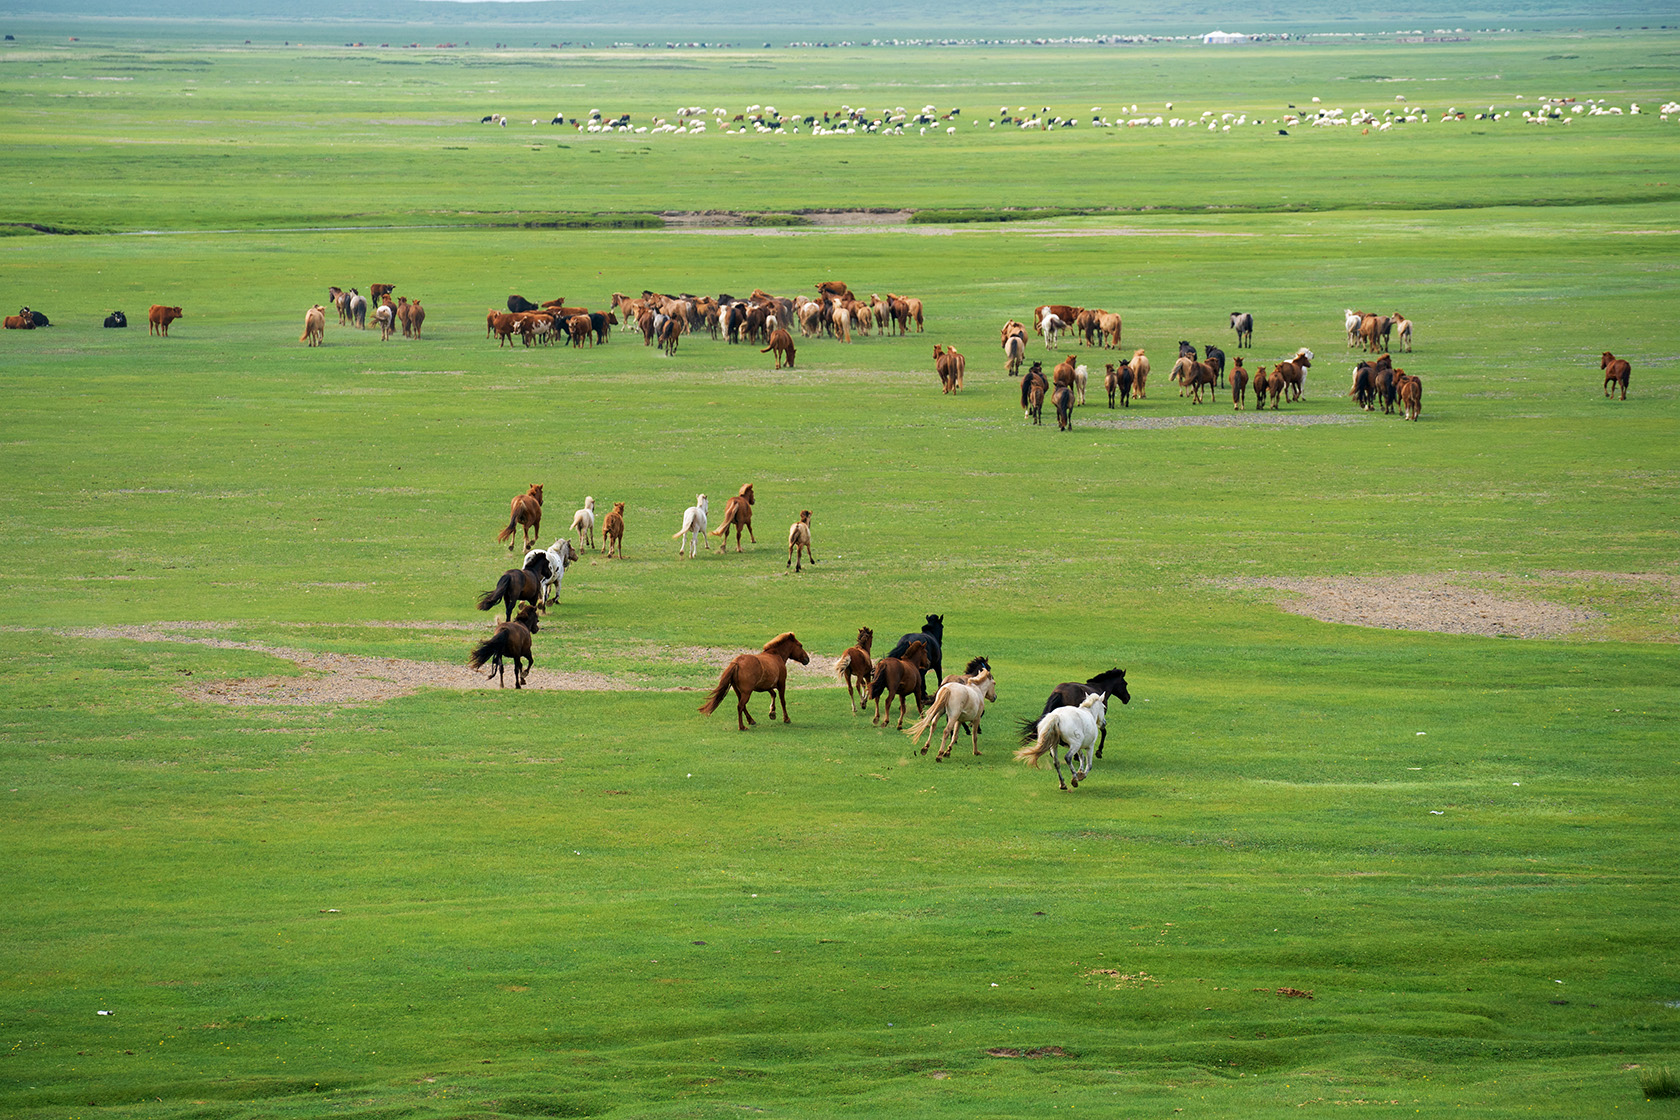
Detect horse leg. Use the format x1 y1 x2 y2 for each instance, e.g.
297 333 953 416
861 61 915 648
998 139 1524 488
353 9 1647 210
779 683 791 723
895 694 908 730
1095 724 1107 760
1050 746 1068 791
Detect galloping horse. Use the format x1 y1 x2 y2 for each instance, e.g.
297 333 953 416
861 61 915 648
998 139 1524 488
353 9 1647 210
477 564 546 623
603 501 627 559
787 510 816 572
1602 352 1631 400
1021 668 1129 760
1016 693 1107 790
468 603 539 689
498 484 544 552
832 627 875 714
869 640 931 729
698 632 811 731
521 537 579 607
710 484 756 552
570 496 596 550
673 493 709 558
906 667 997 760
885 613 944 702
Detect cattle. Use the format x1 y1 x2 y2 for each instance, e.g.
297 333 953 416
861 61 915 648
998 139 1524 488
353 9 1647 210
508 294 539 313
26 309 49 328
4 307 34 330
103 310 127 329
147 305 184 336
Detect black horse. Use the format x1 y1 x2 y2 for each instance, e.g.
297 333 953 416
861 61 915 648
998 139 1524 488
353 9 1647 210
1203 343 1227 386
475 566 545 623
1019 668 1130 758
886 613 944 703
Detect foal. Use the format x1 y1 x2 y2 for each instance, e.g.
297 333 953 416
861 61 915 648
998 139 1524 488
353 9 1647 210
832 627 875 715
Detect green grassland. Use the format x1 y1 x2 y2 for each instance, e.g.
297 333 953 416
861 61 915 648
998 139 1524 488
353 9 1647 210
1 27 1679 1120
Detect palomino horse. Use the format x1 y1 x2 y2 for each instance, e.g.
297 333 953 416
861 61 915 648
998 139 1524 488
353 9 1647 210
698 632 811 731
787 510 815 572
907 665 997 760
468 603 540 689
673 493 709 558
1021 668 1129 759
869 640 931 729
832 627 875 715
300 305 325 346
1602 352 1631 400
603 501 626 559
710 484 756 551
498 484 544 552
1016 693 1107 790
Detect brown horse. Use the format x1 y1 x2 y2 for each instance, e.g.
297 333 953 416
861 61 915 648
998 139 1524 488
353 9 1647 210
468 603 539 689
762 328 796 369
787 509 815 572
1397 371 1423 421
1602 352 1631 399
498 484 543 552
476 564 545 623
1276 349 1312 401
1021 362 1048 425
710 483 756 551
832 626 875 715
1231 357 1249 410
603 501 626 559
869 639 931 729
698 632 811 731
934 344 965 393
1174 356 1219 404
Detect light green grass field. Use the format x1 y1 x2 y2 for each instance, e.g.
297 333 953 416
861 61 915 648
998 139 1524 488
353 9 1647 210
1 27 1678 1120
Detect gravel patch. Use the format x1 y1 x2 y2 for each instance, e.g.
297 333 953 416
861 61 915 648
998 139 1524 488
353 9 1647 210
1225 576 1600 639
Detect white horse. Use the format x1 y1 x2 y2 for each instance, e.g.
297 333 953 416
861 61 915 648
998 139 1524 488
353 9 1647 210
570 496 596 550
906 669 997 760
672 493 709 558
1041 311 1066 350
1344 308 1363 347
522 537 579 607
1015 693 1106 790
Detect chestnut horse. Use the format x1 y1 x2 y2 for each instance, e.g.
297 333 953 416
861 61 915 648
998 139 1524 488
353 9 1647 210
603 501 626 559
468 603 540 689
869 640 931 729
1602 352 1631 400
698 632 811 731
832 626 875 714
710 483 756 551
498 484 543 552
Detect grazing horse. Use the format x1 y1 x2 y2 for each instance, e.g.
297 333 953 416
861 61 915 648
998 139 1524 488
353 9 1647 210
906 669 997 759
498 484 544 552
1020 668 1129 760
885 613 944 702
570 496 596 550
1602 352 1631 400
832 627 875 715
787 509 816 572
1015 693 1107 790
673 493 709 557
698 631 811 731
1230 311 1254 348
477 564 547 623
468 603 540 689
710 484 756 552
1021 362 1048 424
869 640 932 729
762 328 796 369
300 304 326 346
521 537 579 607
603 501 626 559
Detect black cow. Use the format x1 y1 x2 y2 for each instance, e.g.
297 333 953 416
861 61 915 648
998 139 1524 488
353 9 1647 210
507 295 539 313
103 310 127 329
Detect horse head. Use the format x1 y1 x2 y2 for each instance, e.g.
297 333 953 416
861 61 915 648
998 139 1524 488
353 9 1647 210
764 631 809 664
515 604 540 633
923 614 944 640
902 640 929 670
1086 667 1130 704
530 484 544 505
857 627 873 651
741 483 755 505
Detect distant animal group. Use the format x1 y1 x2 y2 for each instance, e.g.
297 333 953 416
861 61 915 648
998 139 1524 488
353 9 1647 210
305 285 422 344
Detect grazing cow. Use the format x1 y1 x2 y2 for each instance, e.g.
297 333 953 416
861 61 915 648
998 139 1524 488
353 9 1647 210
568 314 593 348
786 509 816 572
147 305 183 336
1053 385 1075 430
1602 352 1631 400
300 304 326 346
103 310 127 329
370 283 395 306
762 328 796 369
1230 311 1254 347
934 344 965 393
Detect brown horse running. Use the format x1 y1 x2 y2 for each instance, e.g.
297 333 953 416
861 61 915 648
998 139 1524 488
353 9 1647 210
869 639 931 729
498 483 543 552
603 501 626 559
468 603 540 689
1602 352 1631 400
698 632 811 731
710 483 757 551
476 565 545 623
832 626 875 715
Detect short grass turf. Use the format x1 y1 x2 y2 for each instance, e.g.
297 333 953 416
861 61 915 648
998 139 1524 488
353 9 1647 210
2 27 1679 1120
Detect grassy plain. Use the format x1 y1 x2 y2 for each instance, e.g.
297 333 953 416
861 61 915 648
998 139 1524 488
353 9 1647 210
1 27 1679 1120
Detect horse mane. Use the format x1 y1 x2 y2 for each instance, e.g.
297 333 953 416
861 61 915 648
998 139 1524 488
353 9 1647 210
740 483 755 503
762 631 799 653
1084 667 1126 687
963 656 989 676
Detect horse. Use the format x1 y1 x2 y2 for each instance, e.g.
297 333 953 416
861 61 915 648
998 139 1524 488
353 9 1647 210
1393 314 1412 352
1020 668 1128 760
521 537 579 607
885 613 944 702
468 603 540 689
603 501 626 559
1203 343 1228 387
787 509 815 572
1276 349 1312 401
1397 371 1423 421
710 484 756 552
300 304 325 346
934 344 965 393
1230 311 1254 348
1130 349 1150 398
477 564 547 623
1105 361 1132 409
328 286 350 325
1349 361 1377 411
570 496 596 550
869 639 931 729
1602 352 1631 400
1040 311 1066 350
347 290 367 329
1021 362 1048 424
832 627 874 715
1003 331 1026 375
375 302 395 341
1174 356 1219 404
1373 365 1397 414
1053 385 1074 430
498 484 543 552
762 328 796 369
697 631 810 731
1231 358 1249 410
1015 693 1107 790
906 669 997 760
673 493 709 557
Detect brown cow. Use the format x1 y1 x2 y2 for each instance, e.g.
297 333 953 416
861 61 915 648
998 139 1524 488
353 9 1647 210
3 307 34 330
1601 352 1631 400
300 304 326 346
762 328 796 369
147 305 183 336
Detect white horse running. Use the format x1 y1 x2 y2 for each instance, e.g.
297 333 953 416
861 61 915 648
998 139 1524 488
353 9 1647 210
1344 308 1363 347
521 537 579 607
672 493 709 558
1014 693 1106 790
905 669 997 760
1041 311 1066 350
570 496 596 550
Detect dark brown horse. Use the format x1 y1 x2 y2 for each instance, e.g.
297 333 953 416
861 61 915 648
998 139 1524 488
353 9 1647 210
1019 668 1129 760
832 626 875 715
1231 358 1249 410
498 483 543 552
710 483 757 551
1602 352 1631 400
1174 356 1219 404
476 564 545 623
468 603 540 688
869 639 931 729
698 632 811 731
1021 362 1048 424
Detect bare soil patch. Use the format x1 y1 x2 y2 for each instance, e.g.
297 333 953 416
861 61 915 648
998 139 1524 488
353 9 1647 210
1225 575 1602 639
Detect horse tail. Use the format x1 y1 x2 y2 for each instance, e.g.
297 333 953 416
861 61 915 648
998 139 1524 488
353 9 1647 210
697 662 737 715
1014 718 1055 767
904 686 948 743
1017 715 1044 745
1020 375 1032 410
868 666 890 701
467 628 511 671
476 573 511 611
832 652 853 683
497 515 517 544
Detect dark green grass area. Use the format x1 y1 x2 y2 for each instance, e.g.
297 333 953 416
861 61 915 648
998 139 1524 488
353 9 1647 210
2 26 1679 1120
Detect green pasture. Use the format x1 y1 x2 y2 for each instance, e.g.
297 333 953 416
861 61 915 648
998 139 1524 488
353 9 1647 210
2 27 1679 1120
